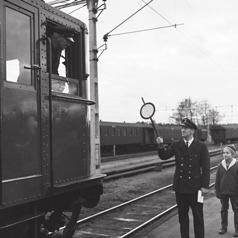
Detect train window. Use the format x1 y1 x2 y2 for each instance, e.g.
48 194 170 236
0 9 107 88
123 128 126 136
128 128 131 136
104 127 109 136
116 128 120 136
112 128 115 136
133 128 136 136
46 22 83 96
6 7 32 85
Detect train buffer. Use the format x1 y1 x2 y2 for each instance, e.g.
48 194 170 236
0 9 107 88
144 196 234 238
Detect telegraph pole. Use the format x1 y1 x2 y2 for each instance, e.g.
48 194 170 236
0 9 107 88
87 0 101 172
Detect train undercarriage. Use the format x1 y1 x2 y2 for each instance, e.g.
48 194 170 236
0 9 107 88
0 182 103 238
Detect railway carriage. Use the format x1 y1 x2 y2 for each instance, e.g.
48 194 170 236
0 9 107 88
156 124 181 144
0 0 104 237
100 121 146 155
100 122 181 156
100 121 207 156
210 124 238 144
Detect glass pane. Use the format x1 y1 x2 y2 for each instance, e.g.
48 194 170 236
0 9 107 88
6 7 31 85
52 79 78 95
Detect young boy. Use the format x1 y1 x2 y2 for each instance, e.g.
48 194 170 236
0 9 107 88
215 144 238 236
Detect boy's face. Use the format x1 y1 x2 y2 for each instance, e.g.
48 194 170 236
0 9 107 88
223 148 233 161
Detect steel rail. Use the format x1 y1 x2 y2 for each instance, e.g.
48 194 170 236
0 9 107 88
119 174 217 238
55 184 173 233
74 165 218 226
76 184 173 225
101 147 222 162
56 155 221 236
105 149 221 180
119 205 178 238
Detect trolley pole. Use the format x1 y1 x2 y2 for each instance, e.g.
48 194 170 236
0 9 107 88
87 0 101 172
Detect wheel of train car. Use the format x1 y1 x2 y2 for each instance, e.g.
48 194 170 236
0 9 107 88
40 208 81 238
140 102 156 119
83 196 100 208
82 192 101 208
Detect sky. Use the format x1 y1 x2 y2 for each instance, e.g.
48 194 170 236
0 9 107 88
47 0 238 124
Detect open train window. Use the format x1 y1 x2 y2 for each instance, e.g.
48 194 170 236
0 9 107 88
46 22 84 96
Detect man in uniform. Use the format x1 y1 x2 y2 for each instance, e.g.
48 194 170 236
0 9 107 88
156 117 210 238
46 23 75 75
50 31 74 75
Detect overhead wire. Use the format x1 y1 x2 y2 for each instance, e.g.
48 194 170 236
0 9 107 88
68 3 87 14
140 0 173 25
103 0 185 42
104 0 153 39
53 0 86 10
108 23 184 37
141 0 228 73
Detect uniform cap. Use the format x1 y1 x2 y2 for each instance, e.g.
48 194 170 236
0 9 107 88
180 117 197 130
47 22 75 39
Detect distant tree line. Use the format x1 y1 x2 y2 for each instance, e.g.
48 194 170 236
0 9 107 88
170 97 223 126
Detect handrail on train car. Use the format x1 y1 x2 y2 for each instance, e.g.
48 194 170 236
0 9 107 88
42 36 54 189
51 93 96 105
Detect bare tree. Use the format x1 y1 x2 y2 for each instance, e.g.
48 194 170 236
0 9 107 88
170 98 222 126
208 108 223 125
170 98 196 124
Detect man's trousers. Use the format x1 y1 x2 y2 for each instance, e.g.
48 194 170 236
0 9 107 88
175 192 204 238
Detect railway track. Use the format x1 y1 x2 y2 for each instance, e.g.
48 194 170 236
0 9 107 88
104 148 222 181
64 165 218 238
52 150 221 238
101 146 222 163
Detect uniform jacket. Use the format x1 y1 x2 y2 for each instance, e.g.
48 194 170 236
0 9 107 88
215 158 238 197
158 139 210 193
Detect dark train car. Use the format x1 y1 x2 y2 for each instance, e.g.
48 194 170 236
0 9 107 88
100 121 208 156
0 0 104 237
143 123 156 145
195 127 208 141
100 121 144 145
100 121 147 155
210 124 238 144
156 124 181 144
100 122 181 156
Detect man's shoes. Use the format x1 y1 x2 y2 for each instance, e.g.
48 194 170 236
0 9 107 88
218 228 227 234
233 231 238 237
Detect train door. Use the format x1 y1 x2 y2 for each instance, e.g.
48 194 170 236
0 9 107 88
42 16 92 188
0 0 43 205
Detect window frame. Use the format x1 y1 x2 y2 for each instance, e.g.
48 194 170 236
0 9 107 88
46 20 86 97
4 3 36 89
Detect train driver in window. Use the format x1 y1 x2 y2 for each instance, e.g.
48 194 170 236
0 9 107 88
50 31 74 75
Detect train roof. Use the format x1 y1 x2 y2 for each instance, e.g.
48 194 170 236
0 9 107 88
30 0 87 31
210 124 238 129
100 121 182 129
100 121 153 128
